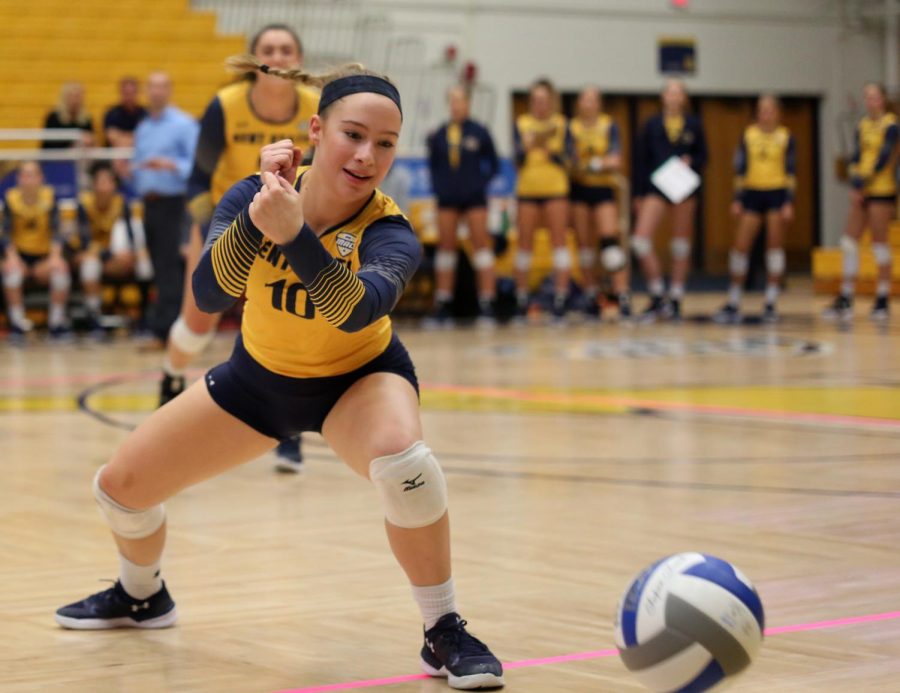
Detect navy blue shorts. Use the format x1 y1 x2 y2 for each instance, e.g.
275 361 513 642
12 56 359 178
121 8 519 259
437 193 487 212
741 189 788 214
19 252 48 267
206 333 419 440
570 184 615 206
647 184 699 204
864 194 897 206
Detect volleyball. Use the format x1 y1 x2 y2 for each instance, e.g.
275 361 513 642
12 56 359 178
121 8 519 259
614 553 765 692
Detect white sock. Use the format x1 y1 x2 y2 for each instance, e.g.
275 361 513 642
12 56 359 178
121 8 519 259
669 283 685 300
876 280 890 298
412 577 457 630
119 554 163 599
840 279 855 298
765 283 780 305
9 304 26 324
163 356 185 378
516 290 529 307
727 283 742 307
648 278 665 297
434 289 452 304
48 303 66 328
85 295 102 314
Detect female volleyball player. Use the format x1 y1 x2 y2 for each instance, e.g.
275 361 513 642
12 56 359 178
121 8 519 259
513 78 573 320
55 62 504 690
714 94 795 324
424 85 500 326
824 82 897 321
632 79 707 322
569 86 630 319
1 161 72 339
157 25 318 471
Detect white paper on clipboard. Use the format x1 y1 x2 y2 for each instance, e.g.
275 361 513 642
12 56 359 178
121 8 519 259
650 156 701 204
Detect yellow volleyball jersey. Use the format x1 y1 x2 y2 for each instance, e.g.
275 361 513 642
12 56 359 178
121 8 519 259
742 125 794 191
4 185 56 255
210 81 320 205
516 113 570 198
241 174 402 378
664 115 685 144
78 191 125 250
856 113 899 196
570 114 616 187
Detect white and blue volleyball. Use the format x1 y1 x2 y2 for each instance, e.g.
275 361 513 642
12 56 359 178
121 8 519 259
614 553 765 692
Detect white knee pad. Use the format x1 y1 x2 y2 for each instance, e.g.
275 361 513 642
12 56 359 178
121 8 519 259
515 249 533 273
670 237 691 260
631 235 653 258
579 247 597 270
872 243 892 267
552 247 571 271
49 269 71 292
80 256 103 284
840 235 860 276
3 267 24 289
472 248 495 271
169 315 214 356
600 240 626 272
729 249 749 276
434 249 457 272
766 248 786 276
369 441 448 529
93 467 166 540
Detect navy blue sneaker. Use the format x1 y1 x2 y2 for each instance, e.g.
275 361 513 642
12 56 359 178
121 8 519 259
55 580 177 630
48 323 75 344
421 613 504 690
274 436 304 473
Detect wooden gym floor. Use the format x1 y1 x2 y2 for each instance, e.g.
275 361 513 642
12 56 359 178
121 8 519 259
2 286 899 692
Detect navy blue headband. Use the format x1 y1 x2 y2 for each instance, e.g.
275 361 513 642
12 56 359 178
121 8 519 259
318 75 402 118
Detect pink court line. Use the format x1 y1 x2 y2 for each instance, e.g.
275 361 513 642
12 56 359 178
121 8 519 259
274 610 900 693
422 382 900 431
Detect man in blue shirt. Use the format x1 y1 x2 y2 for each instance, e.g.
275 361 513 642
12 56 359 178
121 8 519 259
132 71 198 343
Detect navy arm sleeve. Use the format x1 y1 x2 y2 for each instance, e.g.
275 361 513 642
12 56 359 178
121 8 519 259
186 97 227 223
785 134 797 201
872 123 899 174
635 121 653 196
481 126 500 182
278 215 422 333
692 118 708 172
513 121 525 167
192 175 263 313
608 122 621 155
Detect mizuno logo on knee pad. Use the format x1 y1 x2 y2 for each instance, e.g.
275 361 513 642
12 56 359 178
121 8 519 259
403 474 425 491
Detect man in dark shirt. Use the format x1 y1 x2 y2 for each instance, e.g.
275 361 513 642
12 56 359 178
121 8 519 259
103 77 147 147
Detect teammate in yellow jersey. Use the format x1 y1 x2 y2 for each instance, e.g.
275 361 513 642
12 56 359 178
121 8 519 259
569 86 630 320
55 62 504 691
69 162 146 334
157 24 319 471
513 78 574 321
0 161 72 340
715 94 796 324
825 82 898 321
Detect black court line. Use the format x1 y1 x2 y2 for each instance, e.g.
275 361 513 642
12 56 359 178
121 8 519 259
77 376 141 432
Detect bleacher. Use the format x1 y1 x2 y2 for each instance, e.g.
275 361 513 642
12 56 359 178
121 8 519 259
0 0 245 141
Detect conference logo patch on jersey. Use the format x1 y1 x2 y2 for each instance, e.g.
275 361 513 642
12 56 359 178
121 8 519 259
463 135 480 151
336 231 356 257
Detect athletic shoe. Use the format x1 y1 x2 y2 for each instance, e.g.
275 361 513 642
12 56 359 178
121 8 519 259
474 300 497 329
421 613 504 690
763 303 779 324
47 324 75 343
274 437 304 473
511 295 529 325
159 372 186 408
423 301 454 329
550 295 568 323
823 294 853 321
668 298 682 322
582 295 601 320
871 296 890 322
638 296 668 324
713 303 741 325
617 293 632 320
55 580 177 630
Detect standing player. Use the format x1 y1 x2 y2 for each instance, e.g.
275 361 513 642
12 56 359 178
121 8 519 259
425 85 500 326
70 162 142 332
55 62 504 691
632 79 707 321
824 82 897 321
715 94 796 324
513 78 573 320
0 161 71 339
158 24 319 471
569 86 630 319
